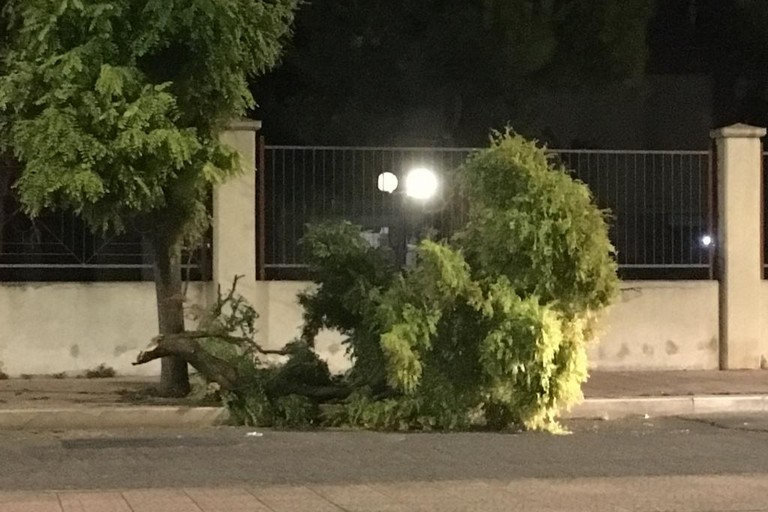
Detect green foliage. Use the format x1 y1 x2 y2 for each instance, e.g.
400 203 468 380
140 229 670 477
0 0 297 240
269 341 333 391
299 220 396 389
188 278 337 427
456 129 618 315
298 131 618 432
175 132 616 433
273 394 319 428
219 351 330 429
1 0 298 394
330 372 476 431
299 220 397 342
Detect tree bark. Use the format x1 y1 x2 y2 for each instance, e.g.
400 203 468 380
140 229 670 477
0 159 16 256
133 333 352 400
153 230 191 397
134 333 240 391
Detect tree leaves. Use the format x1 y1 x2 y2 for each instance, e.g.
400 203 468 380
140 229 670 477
1 0 297 239
300 132 618 432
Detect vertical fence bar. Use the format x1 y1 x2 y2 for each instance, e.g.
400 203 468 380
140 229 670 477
688 154 694 266
708 143 716 280
280 149 287 268
633 154 639 265
643 153 648 266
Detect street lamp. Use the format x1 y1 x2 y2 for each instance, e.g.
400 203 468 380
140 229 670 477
376 167 440 266
377 172 399 194
376 167 439 200
404 167 439 200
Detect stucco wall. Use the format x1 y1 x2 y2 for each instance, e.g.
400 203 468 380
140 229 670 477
236 280 349 375
0 281 348 377
0 280 719 377
757 281 768 369
0 282 203 377
590 281 719 370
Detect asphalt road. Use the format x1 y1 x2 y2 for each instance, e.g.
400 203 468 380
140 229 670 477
1 414 768 492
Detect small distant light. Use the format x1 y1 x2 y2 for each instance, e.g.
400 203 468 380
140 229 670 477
701 235 713 247
405 167 438 200
377 172 398 194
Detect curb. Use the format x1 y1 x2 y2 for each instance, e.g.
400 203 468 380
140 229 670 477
0 406 229 430
567 395 768 420
1 395 767 430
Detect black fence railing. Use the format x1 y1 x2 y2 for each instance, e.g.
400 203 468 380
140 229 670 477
262 146 471 279
0 146 716 282
0 164 211 282
263 146 714 280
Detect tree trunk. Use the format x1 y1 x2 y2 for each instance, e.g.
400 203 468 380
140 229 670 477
0 161 15 256
153 230 191 397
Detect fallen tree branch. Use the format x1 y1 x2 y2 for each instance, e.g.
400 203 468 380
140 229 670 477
133 330 289 390
133 334 240 390
133 275 292 394
150 331 289 356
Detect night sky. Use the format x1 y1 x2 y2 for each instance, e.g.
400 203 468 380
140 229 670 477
254 0 768 146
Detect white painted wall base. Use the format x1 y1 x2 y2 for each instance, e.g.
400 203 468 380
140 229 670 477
0 280 721 377
589 281 719 370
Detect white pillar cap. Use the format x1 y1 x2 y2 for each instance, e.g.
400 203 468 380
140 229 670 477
710 123 766 139
227 119 262 132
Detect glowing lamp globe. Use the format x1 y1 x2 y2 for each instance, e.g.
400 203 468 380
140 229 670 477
377 172 399 193
404 167 438 200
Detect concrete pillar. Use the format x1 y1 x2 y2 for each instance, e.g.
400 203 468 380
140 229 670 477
214 120 261 287
711 123 766 369
212 119 273 347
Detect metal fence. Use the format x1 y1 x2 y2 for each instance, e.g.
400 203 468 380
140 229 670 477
262 146 472 279
0 163 211 281
0 146 716 281
263 146 714 280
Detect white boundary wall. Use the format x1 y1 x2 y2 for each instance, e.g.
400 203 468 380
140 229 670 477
5 122 768 376
0 280 720 377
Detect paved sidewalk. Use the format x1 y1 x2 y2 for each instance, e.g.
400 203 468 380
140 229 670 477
2 370 768 429
4 476 768 512
0 376 195 409
583 370 768 397
4 370 768 408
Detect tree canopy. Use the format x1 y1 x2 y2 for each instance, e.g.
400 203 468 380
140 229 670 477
1 0 295 235
0 0 297 394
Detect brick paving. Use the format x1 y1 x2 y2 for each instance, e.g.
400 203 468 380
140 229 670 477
3 476 768 511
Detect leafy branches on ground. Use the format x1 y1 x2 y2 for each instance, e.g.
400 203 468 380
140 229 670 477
297 131 618 432
140 131 618 432
134 276 342 427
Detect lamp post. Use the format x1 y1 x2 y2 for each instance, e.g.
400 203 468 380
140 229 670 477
377 167 439 266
